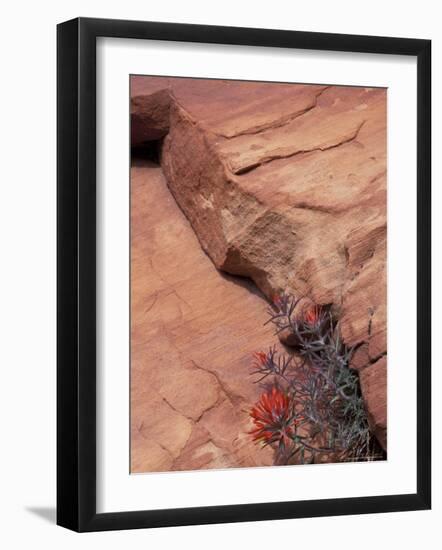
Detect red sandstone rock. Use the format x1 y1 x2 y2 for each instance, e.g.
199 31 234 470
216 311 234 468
131 77 388 452
131 161 274 472
131 89 171 146
359 356 387 450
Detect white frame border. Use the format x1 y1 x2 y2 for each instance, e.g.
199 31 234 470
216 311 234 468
96 37 417 513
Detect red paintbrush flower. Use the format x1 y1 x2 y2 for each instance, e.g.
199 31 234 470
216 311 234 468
253 351 268 366
249 387 298 448
272 294 282 307
304 305 321 326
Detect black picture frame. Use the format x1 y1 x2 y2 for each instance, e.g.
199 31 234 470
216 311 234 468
57 17 431 532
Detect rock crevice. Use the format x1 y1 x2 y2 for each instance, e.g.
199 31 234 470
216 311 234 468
232 119 367 175
212 85 331 139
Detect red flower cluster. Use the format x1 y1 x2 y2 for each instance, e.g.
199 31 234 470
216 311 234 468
304 304 321 326
253 351 267 367
249 387 297 448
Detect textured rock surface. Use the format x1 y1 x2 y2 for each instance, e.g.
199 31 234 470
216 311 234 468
131 77 387 452
359 356 387 449
131 160 275 472
131 89 171 146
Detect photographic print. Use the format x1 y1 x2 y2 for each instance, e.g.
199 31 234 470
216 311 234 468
130 76 387 474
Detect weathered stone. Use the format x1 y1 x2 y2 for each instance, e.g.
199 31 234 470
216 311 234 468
171 425 236 471
138 330 220 422
157 83 386 313
131 161 274 472
131 392 192 472
131 89 171 146
340 226 387 366
359 357 387 450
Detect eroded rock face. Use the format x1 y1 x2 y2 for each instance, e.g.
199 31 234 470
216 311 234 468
359 356 387 449
131 161 274 472
131 89 171 146
131 77 387 451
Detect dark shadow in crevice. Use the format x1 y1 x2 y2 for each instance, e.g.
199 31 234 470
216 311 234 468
131 138 163 165
218 271 268 302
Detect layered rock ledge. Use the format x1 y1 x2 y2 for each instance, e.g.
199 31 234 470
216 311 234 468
132 77 387 451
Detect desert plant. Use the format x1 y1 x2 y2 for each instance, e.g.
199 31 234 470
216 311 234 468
249 293 383 465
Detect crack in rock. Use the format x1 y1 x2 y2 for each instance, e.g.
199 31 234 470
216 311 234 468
213 86 331 139
137 422 177 460
234 120 367 175
190 359 246 407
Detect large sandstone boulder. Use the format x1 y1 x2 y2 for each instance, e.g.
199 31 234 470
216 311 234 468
132 77 387 451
